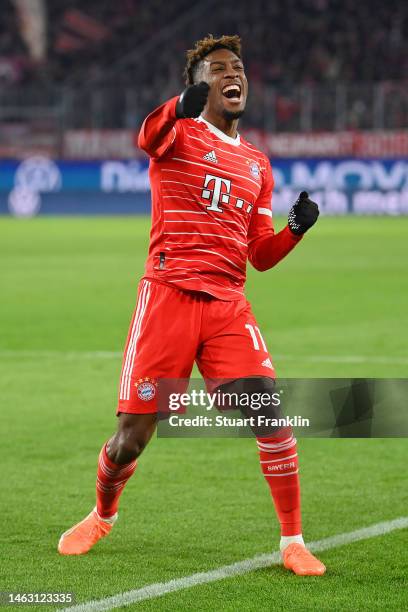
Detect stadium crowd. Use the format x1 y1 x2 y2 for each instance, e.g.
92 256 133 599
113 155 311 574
1 0 407 130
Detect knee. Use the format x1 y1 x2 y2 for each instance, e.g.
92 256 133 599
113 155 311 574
108 427 149 464
217 376 277 411
216 376 283 435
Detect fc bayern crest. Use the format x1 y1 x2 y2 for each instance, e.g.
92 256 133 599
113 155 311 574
135 377 157 401
249 161 260 178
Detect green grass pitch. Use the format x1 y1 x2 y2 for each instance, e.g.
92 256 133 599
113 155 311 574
0 216 407 611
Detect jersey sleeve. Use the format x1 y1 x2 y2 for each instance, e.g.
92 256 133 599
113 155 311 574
247 159 302 272
137 96 180 159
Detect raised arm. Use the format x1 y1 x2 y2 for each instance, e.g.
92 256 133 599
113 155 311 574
248 163 319 272
138 82 210 159
137 97 179 159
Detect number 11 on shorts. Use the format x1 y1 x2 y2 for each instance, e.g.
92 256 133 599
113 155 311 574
245 323 267 352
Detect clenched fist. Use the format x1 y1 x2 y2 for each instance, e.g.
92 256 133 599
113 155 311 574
287 191 319 236
175 81 210 118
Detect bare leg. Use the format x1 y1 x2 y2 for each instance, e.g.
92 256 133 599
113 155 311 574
107 412 157 464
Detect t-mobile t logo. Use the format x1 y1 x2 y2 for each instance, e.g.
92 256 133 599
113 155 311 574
201 174 231 213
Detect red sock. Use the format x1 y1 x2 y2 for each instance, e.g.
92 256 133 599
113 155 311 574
96 443 137 518
257 430 302 536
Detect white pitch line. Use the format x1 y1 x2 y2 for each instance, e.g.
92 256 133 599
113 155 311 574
58 517 408 612
0 350 407 365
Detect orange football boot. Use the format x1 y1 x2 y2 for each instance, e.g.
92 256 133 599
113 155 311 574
282 543 326 576
58 508 116 555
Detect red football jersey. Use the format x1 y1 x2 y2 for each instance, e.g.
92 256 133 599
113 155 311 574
138 96 299 300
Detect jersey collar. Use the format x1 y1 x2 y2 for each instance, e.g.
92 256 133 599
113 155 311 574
197 115 241 147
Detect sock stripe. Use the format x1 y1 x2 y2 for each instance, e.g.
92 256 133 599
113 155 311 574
257 441 296 453
260 453 298 464
96 443 137 518
263 469 299 477
257 432 302 537
96 478 129 493
257 436 295 450
99 457 136 478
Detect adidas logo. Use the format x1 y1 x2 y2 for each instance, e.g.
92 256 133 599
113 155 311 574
203 150 218 163
261 357 273 369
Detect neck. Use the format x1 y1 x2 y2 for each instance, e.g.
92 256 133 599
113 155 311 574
201 109 239 138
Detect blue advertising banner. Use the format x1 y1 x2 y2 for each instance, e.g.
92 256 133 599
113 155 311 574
1 156 407 216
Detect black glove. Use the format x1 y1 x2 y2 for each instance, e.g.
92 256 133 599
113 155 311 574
287 191 319 236
175 81 210 118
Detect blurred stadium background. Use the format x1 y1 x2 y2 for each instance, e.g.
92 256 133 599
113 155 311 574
1 0 407 216
1 3 408 610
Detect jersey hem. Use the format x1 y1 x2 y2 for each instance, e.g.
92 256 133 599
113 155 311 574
141 274 245 301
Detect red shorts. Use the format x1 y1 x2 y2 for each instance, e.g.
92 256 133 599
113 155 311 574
117 279 275 414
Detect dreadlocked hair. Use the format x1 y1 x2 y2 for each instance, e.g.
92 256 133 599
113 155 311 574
183 34 242 85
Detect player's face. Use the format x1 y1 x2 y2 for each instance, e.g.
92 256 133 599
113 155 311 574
200 48 248 120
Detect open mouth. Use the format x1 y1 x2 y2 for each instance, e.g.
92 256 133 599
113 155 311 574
222 84 241 101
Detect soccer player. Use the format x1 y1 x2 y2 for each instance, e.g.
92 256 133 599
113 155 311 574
58 35 325 576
